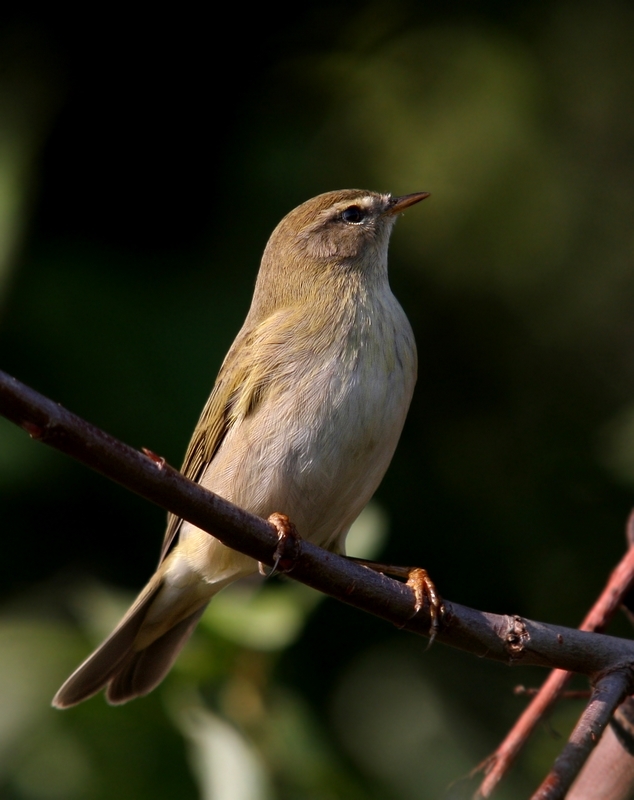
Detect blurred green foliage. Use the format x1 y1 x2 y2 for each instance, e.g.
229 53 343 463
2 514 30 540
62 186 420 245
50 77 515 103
1 2 634 798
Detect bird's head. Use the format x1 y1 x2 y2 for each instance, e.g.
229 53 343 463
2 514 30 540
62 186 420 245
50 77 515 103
251 189 429 314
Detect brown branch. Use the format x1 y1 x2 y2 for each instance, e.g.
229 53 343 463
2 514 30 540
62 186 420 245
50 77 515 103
475 527 634 797
3 368 634 796
1 367 633 668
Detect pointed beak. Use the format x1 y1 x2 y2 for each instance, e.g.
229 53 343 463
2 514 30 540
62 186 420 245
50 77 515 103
386 192 431 215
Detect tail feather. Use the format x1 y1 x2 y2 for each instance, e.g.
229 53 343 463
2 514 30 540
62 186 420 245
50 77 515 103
106 605 207 704
53 539 255 708
52 575 207 708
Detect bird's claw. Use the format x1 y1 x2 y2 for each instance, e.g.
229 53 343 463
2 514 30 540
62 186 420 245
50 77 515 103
406 567 443 646
259 512 301 577
346 557 443 643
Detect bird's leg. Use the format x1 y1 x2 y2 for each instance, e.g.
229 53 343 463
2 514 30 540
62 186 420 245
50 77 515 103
259 512 301 577
346 558 443 643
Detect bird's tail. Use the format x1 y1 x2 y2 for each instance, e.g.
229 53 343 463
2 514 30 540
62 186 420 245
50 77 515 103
53 571 213 708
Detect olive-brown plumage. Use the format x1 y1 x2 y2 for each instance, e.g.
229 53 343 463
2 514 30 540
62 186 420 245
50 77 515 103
53 189 428 707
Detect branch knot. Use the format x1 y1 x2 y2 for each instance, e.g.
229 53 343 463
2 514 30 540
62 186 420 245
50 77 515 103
505 615 530 661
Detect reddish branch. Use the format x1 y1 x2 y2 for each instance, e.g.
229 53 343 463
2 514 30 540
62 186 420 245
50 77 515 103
2 368 634 799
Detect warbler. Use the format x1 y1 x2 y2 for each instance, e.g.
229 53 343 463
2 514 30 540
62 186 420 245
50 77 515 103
53 188 428 707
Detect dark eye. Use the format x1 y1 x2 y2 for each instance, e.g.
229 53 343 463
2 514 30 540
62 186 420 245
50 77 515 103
341 205 366 223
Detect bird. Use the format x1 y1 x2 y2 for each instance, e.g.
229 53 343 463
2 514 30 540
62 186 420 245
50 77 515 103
53 188 429 708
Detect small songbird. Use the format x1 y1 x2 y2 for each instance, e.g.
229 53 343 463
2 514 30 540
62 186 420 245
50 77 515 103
53 188 428 707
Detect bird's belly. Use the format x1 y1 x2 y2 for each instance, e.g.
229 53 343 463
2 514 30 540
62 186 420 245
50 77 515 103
200 351 414 552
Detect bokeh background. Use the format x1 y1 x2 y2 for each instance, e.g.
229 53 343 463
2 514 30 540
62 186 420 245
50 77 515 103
1 2 634 798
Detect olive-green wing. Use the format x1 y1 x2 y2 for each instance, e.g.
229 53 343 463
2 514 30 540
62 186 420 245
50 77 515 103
158 329 252 564
157 310 295 564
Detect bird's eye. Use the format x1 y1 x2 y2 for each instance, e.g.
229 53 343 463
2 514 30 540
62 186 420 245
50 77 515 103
341 205 366 224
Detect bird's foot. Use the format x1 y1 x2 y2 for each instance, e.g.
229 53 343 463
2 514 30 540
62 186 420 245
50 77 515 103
347 558 443 644
259 512 301 577
406 567 442 644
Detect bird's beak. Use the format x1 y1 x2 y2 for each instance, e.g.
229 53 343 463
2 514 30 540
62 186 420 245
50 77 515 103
386 192 431 215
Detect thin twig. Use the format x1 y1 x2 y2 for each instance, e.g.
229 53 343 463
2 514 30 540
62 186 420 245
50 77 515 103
513 686 590 699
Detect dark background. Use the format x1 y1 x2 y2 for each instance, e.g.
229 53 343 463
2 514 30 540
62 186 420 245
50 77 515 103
1 3 634 798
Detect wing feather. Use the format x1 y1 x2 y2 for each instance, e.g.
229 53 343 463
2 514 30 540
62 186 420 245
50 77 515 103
158 309 296 563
